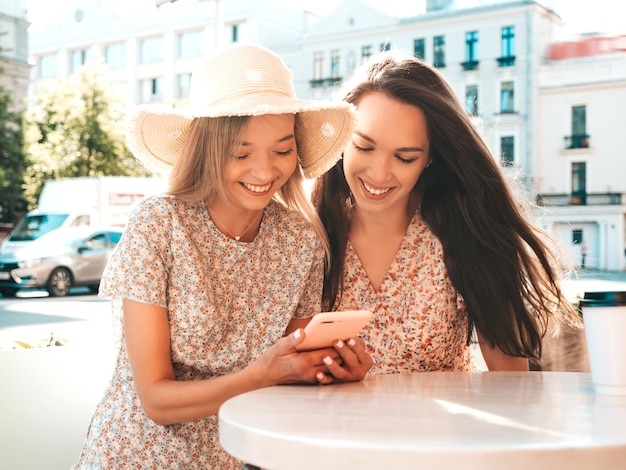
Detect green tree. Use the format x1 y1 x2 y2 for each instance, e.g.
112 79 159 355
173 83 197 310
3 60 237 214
0 71 28 223
23 63 153 206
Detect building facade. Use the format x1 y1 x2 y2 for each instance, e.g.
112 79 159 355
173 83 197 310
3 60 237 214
0 0 30 111
27 0 626 270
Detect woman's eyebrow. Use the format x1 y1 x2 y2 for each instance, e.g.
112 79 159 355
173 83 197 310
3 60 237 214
354 130 425 152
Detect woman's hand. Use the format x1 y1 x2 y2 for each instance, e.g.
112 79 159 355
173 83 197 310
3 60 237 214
315 337 373 383
248 329 373 386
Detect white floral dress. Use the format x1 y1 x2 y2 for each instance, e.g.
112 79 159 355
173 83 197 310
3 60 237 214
334 210 473 374
72 196 324 469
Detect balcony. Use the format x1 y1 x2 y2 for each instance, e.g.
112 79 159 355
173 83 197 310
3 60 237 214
536 192 624 206
309 77 343 89
461 60 479 71
564 134 590 149
497 55 516 67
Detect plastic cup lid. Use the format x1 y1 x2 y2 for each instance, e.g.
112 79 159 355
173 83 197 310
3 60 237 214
580 291 626 307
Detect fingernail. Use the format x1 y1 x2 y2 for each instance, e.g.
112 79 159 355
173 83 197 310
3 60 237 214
316 371 325 381
348 338 356 347
323 356 333 366
294 329 301 339
336 340 344 348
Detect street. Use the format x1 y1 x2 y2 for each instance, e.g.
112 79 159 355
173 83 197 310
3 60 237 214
0 288 115 352
2 271 626 351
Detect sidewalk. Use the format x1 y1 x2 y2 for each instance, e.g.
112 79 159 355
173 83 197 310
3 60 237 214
562 269 626 302
572 269 626 283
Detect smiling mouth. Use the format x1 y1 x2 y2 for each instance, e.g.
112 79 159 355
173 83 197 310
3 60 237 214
361 179 392 196
242 182 272 193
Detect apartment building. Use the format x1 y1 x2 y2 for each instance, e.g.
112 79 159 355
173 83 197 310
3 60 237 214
0 0 30 111
535 37 626 270
26 0 626 270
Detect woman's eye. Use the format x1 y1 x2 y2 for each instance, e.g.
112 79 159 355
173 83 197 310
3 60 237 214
276 148 294 156
353 143 373 152
397 155 417 164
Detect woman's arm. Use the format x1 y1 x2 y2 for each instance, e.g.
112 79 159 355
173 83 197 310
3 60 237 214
477 330 529 371
124 299 340 425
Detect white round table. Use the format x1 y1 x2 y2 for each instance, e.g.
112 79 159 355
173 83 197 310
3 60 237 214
219 371 626 470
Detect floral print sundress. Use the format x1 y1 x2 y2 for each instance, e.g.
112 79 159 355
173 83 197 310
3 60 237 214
72 196 324 470
334 210 473 374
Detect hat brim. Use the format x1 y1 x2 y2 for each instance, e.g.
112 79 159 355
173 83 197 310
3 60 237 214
127 96 355 179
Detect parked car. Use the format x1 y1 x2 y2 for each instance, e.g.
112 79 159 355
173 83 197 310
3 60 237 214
0 227 123 297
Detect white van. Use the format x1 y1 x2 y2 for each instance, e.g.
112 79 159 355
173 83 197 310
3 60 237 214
0 176 166 256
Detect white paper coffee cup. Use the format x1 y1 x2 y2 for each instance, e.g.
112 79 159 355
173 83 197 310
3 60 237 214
580 291 626 396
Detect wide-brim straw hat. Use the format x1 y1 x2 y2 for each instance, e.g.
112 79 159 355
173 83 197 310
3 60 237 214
127 43 356 179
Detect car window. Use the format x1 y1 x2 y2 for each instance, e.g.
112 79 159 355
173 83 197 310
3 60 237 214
8 214 69 241
85 234 108 250
108 231 123 245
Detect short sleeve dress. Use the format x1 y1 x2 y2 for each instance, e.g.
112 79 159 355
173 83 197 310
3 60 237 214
334 210 473 374
72 195 324 470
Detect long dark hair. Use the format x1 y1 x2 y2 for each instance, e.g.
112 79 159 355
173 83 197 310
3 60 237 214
312 51 580 360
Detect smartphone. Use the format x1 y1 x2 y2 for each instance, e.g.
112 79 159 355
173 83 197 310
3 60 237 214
295 310 373 351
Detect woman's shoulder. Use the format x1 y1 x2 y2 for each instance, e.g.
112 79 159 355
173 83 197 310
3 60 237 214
131 194 200 216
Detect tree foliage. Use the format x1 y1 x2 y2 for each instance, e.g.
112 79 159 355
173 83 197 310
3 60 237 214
23 63 153 208
0 71 28 223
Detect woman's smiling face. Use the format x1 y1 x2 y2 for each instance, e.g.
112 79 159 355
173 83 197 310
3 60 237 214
342 91 431 216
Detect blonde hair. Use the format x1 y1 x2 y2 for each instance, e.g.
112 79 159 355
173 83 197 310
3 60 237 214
168 116 331 261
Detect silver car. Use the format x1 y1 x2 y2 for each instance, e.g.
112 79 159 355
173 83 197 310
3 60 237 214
0 227 122 297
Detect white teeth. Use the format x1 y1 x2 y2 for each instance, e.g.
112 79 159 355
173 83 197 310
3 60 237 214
362 180 391 196
243 182 271 193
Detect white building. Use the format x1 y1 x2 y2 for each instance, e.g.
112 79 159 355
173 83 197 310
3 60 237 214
535 36 626 271
0 0 30 111
26 0 626 270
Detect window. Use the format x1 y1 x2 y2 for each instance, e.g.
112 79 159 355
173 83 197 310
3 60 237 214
105 42 126 68
232 24 239 43
70 48 90 72
39 54 57 78
572 229 583 245
462 31 479 71
177 73 191 99
140 37 163 63
571 162 587 205
498 26 515 66
330 49 341 78
414 38 425 60
567 105 589 149
500 136 514 166
380 42 391 52
140 77 163 102
465 85 478 116
433 35 445 68
314 51 324 80
500 81 514 113
179 30 203 58
361 45 373 63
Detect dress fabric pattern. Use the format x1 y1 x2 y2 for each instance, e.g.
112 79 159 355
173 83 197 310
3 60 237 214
72 195 324 470
334 210 472 374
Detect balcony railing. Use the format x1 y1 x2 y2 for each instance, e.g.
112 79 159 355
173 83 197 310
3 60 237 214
461 60 479 71
309 77 343 89
564 134 590 149
536 192 624 206
497 56 516 67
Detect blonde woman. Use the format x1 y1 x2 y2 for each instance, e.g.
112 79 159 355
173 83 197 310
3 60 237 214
73 44 370 469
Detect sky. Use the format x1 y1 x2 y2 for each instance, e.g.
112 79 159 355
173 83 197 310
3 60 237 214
26 0 626 36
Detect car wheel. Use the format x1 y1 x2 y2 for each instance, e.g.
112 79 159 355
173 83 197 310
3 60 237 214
0 288 18 298
47 267 73 297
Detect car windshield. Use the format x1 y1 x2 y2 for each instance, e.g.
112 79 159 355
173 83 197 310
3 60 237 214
8 214 69 242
